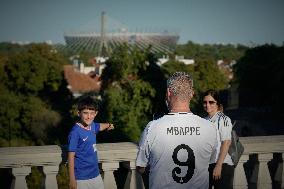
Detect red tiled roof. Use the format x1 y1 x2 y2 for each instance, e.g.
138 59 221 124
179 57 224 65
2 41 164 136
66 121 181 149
63 65 101 93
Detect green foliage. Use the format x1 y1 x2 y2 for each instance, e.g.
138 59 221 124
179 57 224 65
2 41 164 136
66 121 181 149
0 43 73 147
57 163 69 189
26 167 44 189
176 41 248 61
194 57 228 114
173 41 246 113
139 53 166 115
194 57 228 92
161 59 195 77
78 51 96 66
234 44 284 115
100 46 155 142
0 90 22 140
21 96 61 145
0 42 26 56
4 43 64 95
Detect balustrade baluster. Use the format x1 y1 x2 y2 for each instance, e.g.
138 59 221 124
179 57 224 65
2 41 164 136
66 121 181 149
102 162 119 189
10 167 30 189
234 154 249 189
43 165 59 189
257 153 273 189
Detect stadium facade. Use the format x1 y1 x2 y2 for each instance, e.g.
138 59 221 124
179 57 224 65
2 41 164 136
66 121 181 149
64 12 179 56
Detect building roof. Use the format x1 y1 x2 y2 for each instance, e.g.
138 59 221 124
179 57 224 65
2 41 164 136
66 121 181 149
63 65 101 95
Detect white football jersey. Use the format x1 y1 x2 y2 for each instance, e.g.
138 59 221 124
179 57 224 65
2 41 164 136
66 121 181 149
136 112 218 189
204 111 234 165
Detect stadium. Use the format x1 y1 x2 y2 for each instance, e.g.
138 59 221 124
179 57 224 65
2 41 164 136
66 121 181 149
64 12 180 56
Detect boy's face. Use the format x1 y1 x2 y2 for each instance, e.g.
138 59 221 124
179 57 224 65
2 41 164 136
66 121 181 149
78 109 98 126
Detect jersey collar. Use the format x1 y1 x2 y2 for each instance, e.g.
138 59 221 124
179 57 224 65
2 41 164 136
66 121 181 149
76 122 92 130
168 112 193 115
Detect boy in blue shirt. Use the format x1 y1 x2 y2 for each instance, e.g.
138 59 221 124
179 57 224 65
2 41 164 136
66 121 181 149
68 96 114 189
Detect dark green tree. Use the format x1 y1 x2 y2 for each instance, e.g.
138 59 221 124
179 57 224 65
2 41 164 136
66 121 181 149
234 44 284 116
194 56 228 93
100 46 155 142
0 43 73 146
4 43 64 95
176 41 247 61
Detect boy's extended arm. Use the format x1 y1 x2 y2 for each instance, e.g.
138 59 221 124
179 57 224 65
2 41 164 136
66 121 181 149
68 152 76 189
99 123 114 131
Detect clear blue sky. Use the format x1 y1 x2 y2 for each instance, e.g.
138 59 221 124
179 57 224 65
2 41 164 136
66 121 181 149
1 0 284 45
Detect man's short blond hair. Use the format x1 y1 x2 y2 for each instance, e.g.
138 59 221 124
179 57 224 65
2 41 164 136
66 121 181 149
167 72 194 101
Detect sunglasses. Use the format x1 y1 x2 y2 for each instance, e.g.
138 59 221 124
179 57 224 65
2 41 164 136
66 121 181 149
203 101 217 105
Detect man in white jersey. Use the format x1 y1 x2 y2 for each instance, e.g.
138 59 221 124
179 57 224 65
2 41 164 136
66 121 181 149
136 72 218 189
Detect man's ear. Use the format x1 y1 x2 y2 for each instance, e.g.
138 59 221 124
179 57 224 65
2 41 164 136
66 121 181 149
167 88 171 98
191 89 195 98
77 111 80 117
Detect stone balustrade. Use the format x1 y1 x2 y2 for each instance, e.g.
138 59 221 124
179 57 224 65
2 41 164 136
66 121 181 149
0 136 284 189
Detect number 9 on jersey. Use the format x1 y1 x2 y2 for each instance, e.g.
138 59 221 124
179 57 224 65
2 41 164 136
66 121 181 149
172 144 195 184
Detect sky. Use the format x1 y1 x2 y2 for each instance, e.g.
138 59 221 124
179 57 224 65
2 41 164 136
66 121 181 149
0 0 284 46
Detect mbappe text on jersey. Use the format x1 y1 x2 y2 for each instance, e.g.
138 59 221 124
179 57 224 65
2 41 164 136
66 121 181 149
167 126 200 136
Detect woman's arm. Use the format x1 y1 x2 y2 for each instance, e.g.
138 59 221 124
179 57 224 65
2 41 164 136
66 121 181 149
213 139 231 180
68 152 77 189
136 166 146 174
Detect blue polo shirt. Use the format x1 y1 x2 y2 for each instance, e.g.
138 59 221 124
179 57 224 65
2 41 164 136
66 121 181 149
68 122 100 180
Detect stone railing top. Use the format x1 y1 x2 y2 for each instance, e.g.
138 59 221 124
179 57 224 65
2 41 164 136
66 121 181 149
0 145 64 168
97 142 138 162
240 135 284 154
1 136 284 168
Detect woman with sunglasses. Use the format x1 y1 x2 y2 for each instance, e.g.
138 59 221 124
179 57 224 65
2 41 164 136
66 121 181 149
202 89 234 189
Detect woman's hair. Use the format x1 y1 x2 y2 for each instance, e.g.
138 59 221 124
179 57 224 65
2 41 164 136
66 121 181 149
203 89 223 111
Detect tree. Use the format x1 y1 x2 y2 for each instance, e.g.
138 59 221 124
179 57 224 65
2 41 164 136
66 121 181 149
0 43 73 146
19 96 61 145
234 44 284 116
194 56 228 92
0 90 22 146
100 46 155 142
139 52 167 115
4 43 64 95
176 41 247 61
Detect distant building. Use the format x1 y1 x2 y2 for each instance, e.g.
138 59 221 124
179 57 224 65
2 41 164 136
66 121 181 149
63 64 101 98
156 55 195 66
217 59 236 80
64 12 179 56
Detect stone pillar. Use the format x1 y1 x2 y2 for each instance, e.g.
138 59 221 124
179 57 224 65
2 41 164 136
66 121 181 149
234 154 249 189
271 153 283 188
102 162 119 189
257 153 273 189
10 167 31 189
123 161 145 189
43 165 59 189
